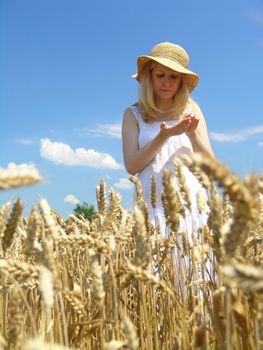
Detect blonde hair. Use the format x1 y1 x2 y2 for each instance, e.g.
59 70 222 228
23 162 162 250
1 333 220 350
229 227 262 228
137 61 189 123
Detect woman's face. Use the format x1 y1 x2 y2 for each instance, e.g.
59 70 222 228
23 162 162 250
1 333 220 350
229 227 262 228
151 63 182 102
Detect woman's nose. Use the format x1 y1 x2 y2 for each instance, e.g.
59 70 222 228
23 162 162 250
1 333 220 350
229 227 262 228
163 78 171 86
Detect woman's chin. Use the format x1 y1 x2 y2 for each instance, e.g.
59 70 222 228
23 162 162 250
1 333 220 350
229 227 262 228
157 93 174 100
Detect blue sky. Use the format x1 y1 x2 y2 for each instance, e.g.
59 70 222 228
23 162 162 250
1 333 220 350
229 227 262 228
1 0 263 217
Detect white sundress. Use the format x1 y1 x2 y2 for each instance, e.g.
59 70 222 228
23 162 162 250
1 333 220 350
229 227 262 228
129 104 208 239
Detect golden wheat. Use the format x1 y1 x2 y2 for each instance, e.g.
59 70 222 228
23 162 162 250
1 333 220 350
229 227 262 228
0 153 262 349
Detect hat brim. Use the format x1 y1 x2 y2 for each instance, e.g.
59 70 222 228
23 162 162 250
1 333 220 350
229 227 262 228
132 55 199 92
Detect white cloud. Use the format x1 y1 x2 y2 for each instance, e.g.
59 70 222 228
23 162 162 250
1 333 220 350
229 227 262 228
40 138 123 169
75 123 122 139
209 132 244 142
64 194 80 205
210 125 263 142
114 178 133 190
5 162 38 171
258 142 263 147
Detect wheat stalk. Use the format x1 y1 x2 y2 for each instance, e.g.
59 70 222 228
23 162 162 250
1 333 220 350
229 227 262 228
0 167 42 190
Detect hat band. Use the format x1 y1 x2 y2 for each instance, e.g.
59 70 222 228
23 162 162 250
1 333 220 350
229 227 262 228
151 52 188 68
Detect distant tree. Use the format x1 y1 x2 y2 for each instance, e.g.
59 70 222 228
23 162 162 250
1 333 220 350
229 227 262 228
73 202 96 221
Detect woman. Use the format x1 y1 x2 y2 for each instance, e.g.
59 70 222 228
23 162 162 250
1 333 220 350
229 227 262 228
122 42 215 237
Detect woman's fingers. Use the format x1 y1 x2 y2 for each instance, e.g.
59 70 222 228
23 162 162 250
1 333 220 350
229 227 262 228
185 117 200 136
160 117 200 137
172 121 190 135
160 122 167 130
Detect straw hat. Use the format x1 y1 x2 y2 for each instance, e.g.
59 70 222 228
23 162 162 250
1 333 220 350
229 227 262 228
132 42 199 92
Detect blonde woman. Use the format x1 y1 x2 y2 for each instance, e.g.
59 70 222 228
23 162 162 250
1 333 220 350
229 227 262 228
122 42 215 237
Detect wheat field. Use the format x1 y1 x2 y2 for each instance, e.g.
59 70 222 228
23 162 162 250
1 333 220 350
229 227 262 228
0 154 262 350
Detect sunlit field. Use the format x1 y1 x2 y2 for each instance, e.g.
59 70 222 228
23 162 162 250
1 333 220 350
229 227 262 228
0 154 262 350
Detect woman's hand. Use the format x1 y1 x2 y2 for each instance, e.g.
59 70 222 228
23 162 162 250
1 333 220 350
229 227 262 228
159 114 200 140
159 117 191 138
184 113 200 138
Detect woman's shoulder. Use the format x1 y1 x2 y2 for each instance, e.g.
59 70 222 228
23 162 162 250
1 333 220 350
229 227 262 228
129 102 140 112
122 103 140 126
123 102 142 122
188 97 203 115
188 97 199 108
123 102 139 113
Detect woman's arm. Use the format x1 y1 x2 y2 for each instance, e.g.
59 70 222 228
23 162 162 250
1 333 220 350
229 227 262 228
122 108 190 175
122 108 167 175
185 101 215 159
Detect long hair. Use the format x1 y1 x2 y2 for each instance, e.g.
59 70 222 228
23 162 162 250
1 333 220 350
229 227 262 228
137 61 189 123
